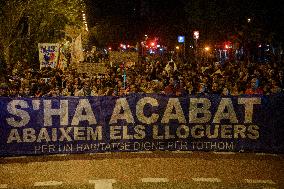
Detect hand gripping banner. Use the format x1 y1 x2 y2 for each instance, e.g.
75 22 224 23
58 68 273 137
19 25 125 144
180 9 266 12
0 94 283 156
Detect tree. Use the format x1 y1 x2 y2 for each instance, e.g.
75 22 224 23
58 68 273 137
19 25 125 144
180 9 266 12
0 0 85 73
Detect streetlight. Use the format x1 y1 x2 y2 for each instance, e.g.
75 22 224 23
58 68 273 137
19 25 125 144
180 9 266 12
204 46 210 51
176 46 180 50
193 31 199 60
193 31 199 40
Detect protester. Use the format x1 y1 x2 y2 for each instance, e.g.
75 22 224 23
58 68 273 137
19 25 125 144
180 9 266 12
1 53 283 97
245 78 264 95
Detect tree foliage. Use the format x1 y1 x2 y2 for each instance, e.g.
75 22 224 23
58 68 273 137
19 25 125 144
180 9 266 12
0 0 85 72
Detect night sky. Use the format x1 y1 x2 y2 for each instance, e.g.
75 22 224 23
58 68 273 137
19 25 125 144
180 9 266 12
85 0 284 46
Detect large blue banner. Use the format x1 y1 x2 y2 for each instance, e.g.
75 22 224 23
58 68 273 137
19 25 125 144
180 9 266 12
0 94 283 156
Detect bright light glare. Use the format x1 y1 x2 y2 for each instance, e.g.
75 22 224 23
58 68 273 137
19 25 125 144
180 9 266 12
205 46 210 51
176 46 180 50
193 31 199 39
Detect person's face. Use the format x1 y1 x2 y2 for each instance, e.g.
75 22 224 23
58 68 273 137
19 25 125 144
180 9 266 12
117 81 123 88
130 85 137 92
51 89 57 96
24 88 30 95
232 84 238 91
222 88 229 95
40 79 45 84
212 82 219 91
169 78 174 85
84 83 90 90
19 88 24 94
269 69 275 76
279 71 283 78
202 77 208 84
251 78 258 89
55 87 60 94
0 88 5 96
10 88 17 95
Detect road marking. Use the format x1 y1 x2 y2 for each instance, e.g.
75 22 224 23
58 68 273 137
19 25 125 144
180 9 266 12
141 178 169 182
34 181 63 186
213 152 236 155
255 153 278 157
89 179 116 189
50 154 68 157
4 156 27 160
244 179 276 184
130 151 153 154
172 150 193 154
89 152 112 155
192 177 221 183
0 184 7 188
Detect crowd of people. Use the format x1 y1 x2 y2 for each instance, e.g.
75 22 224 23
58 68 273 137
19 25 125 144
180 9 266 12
0 54 283 97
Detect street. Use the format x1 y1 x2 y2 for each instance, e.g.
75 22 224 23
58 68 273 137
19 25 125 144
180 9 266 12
0 151 283 188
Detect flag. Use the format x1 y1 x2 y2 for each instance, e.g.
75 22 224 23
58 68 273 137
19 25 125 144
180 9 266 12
72 34 84 63
38 43 60 69
57 44 68 70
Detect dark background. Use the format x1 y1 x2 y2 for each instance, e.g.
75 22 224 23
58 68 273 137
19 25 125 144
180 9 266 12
85 0 284 48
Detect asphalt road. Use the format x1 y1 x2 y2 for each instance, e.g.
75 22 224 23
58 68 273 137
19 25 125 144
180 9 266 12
0 151 283 189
